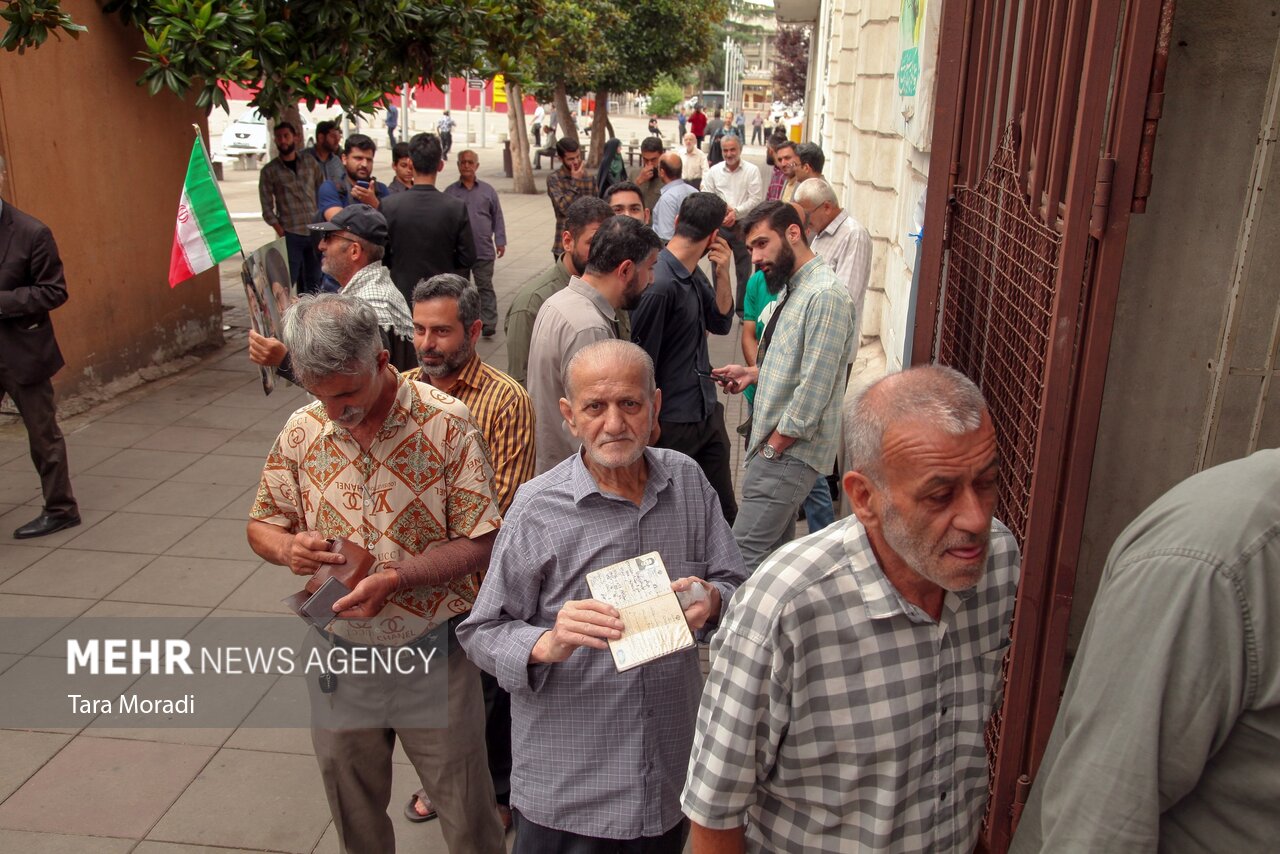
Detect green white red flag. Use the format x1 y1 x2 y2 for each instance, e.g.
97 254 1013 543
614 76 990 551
169 134 241 287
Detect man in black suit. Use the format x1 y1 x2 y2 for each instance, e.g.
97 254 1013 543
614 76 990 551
380 133 476 304
0 155 80 539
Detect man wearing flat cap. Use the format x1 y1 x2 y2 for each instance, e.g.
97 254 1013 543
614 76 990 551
249 204 416 377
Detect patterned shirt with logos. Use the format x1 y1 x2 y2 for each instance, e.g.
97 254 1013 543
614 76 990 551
251 373 501 646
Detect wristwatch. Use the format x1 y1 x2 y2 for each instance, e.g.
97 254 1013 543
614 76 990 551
760 443 780 460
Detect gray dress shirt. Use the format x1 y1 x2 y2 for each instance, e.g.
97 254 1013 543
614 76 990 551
1011 448 1280 853
526 276 619 474
458 447 748 840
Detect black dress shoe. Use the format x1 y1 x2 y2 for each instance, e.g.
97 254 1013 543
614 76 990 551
13 512 81 540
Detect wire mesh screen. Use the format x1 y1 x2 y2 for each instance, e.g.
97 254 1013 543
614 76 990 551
935 131 1062 548
934 129 1062 841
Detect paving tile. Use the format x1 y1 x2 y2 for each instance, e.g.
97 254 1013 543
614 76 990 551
99 401 203 426
171 369 256 391
0 830 135 853
0 652 21 673
168 453 271 487
0 468 40 505
0 544 51 585
0 440 30 463
0 654 137 732
136 843 259 854
0 507 109 549
27 599 212 658
165 519 262 563
86 670 275 747
6 442 127 478
0 550 153 600
36 474 162 512
122 481 249 519
0 730 72 800
139 385 231 408
219 562 299 615
130 426 240 454
61 513 205 555
64 420 164 448
106 555 259 608
214 485 259 520
0 593 91 655
175 404 278 432
211 429 279 458
224 723 315 757
83 449 203 482
0 736 216 838
210 388 298 411
146 748 330 852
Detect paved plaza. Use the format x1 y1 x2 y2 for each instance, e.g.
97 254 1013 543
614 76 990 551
0 116 884 853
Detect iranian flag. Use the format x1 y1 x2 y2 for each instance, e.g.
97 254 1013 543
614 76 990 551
168 135 241 287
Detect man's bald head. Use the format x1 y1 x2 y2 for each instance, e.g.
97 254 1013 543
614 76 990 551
564 339 657 403
844 365 988 487
658 152 683 183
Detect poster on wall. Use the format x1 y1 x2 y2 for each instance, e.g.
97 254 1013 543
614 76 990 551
897 0 941 151
240 238 294 395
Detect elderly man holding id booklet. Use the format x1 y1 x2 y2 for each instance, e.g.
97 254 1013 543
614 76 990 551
459 339 748 854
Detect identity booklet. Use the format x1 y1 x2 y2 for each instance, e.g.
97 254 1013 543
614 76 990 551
586 552 694 672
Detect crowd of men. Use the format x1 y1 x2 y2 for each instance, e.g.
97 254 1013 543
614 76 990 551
4 110 1275 854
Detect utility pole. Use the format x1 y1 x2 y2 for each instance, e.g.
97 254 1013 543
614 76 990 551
480 78 487 148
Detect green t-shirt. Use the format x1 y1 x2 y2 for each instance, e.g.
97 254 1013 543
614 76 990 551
741 270 778 405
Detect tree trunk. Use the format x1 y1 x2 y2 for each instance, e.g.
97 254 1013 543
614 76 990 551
506 81 536 194
554 81 578 143
588 87 610 169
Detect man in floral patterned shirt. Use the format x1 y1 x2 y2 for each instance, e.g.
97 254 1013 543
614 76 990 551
247 292 505 854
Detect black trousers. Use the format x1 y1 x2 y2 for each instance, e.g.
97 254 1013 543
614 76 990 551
656 403 738 525
0 370 76 518
480 670 511 806
284 232 322 295
512 811 687 854
440 131 453 157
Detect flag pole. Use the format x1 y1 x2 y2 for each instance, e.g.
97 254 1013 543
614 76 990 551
193 123 247 260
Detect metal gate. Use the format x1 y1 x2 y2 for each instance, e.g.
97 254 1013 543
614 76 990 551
912 0 1176 849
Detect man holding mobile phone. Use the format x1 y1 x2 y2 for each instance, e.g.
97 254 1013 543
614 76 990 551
317 133 388 221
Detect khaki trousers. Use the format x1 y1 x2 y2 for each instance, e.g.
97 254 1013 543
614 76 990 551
312 635 504 854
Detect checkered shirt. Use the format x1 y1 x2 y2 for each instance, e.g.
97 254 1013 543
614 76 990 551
457 448 748 839
259 154 324 234
342 262 413 340
682 515 1021 853
747 256 854 472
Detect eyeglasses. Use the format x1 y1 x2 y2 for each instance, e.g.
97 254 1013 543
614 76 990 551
320 233 357 248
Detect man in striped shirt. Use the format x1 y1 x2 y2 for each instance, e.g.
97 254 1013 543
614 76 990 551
400 272 535 833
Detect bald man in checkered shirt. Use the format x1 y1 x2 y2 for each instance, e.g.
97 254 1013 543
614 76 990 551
682 365 1020 853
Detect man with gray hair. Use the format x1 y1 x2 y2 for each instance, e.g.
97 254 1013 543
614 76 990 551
794 178 872 343
247 292 506 854
248 204 416 377
683 365 1020 854
460 339 748 854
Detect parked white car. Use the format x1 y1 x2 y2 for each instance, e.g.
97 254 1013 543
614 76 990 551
220 109 316 158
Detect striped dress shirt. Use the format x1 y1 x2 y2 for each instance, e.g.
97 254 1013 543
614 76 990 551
683 515 1021 853
404 354 535 513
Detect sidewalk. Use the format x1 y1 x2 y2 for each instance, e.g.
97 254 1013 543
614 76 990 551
0 127 883 853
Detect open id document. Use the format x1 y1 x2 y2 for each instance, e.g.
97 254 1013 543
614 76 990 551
586 552 694 672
